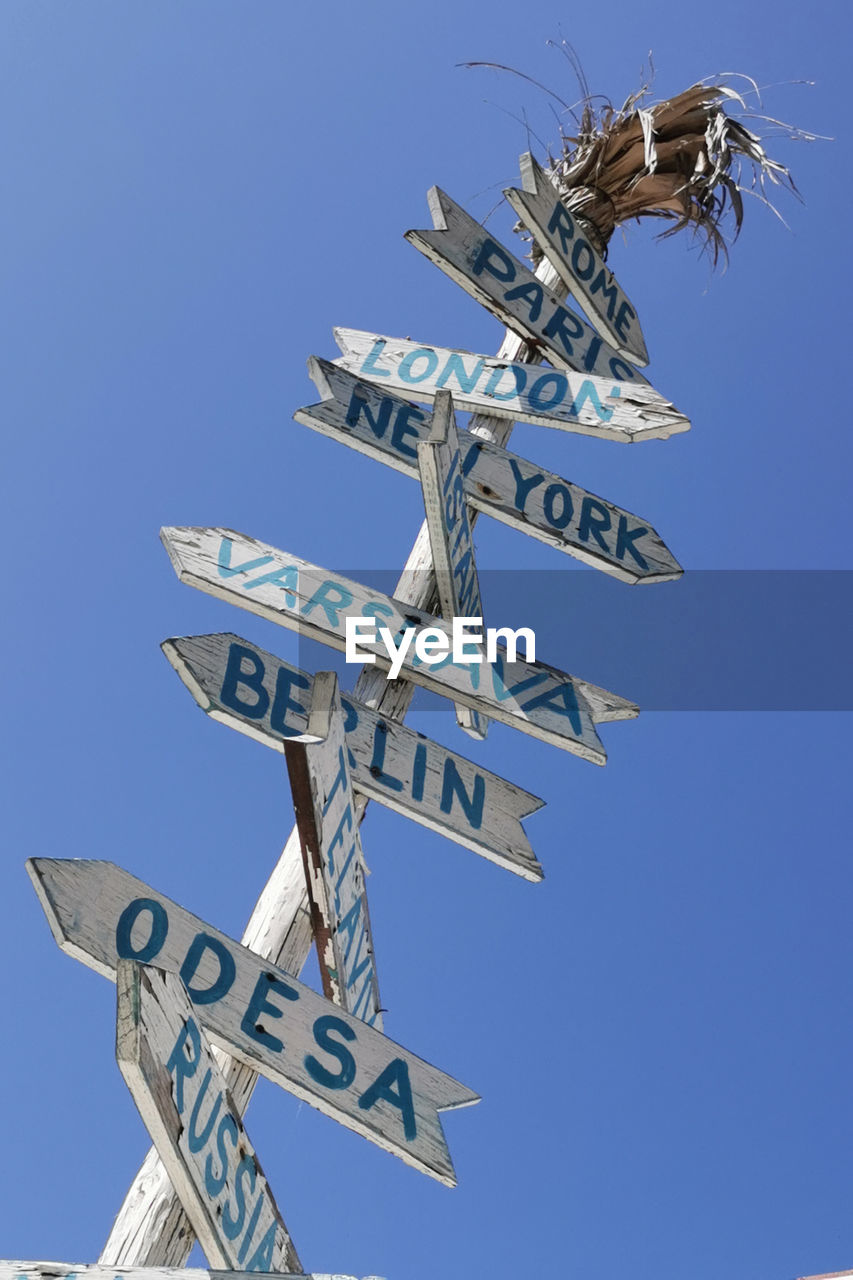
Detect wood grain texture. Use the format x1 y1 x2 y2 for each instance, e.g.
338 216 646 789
284 673 383 1026
504 154 649 366
29 858 479 1186
116 962 301 1273
416 392 488 739
160 526 638 760
1 1265 382 1280
162 632 544 880
405 187 649 385
333 329 688 443
101 257 630 1265
298 359 683 582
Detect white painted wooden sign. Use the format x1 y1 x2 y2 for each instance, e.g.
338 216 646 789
417 391 488 739
334 328 689 443
297 359 683 583
504 154 649 366
161 527 637 762
0 1266 382 1280
404 187 649 384
28 857 479 1186
284 672 383 1026
116 960 301 1273
163 632 545 881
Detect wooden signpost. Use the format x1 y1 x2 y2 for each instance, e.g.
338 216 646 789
405 187 649 384
417 391 488 739
162 632 545 880
297 359 683 582
333 328 690 442
284 672 383 1026
160 526 638 762
28 857 479 1187
116 960 302 1273
0 1267 379 1280
504 154 649 366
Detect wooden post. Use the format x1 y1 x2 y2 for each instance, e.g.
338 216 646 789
99 258 565 1267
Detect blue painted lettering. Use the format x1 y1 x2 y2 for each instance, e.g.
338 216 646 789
305 1015 357 1090
358 1059 417 1141
240 972 299 1054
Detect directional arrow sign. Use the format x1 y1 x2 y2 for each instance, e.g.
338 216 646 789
284 672 383 1025
405 187 648 385
161 527 639 761
0 1267 381 1280
504 153 649 366
116 961 301 1273
334 328 689 443
29 858 480 1186
417 391 488 739
297 360 682 583
163 633 545 881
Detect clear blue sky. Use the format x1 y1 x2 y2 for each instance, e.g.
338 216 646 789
1 3 851 1279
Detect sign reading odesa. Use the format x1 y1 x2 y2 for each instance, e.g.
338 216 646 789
333 328 690 443
296 360 683 583
504 153 649 366
162 633 546 881
28 857 479 1186
404 187 648 384
116 961 301 1274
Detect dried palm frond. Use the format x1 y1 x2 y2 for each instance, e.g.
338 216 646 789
463 55 821 263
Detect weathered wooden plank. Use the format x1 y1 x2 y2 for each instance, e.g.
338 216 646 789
297 359 683 583
504 154 649 366
28 858 480 1187
98 259 570 1267
116 962 301 1273
162 632 545 881
284 673 383 1025
1 1266 380 1280
160 526 639 761
334 328 689 443
405 187 649 385
417 392 488 739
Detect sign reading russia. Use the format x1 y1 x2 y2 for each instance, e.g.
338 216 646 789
161 526 638 761
404 187 647 384
29 858 479 1186
116 961 301 1274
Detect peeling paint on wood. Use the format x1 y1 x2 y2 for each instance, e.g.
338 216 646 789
333 328 689 443
162 632 545 881
405 187 649 384
417 392 488 739
0 1265 383 1280
297 360 683 583
160 526 639 761
28 858 480 1186
504 153 648 366
116 962 301 1273
284 673 383 1026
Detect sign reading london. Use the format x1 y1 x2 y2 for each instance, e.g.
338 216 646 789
405 187 648 384
297 360 683 583
284 672 383 1025
334 329 689 443
29 857 479 1186
116 960 301 1273
163 633 545 881
161 526 638 761
504 153 649 366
